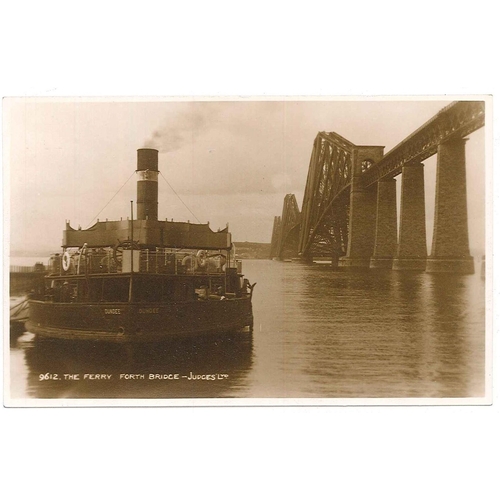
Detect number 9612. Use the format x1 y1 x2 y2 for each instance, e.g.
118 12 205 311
39 373 60 381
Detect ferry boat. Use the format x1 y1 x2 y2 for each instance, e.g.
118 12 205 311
27 148 255 342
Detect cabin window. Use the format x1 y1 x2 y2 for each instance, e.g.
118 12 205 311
193 278 210 300
161 279 175 301
193 278 209 290
88 278 103 302
173 280 193 302
50 279 78 302
210 277 225 296
77 280 89 302
102 278 129 302
133 277 162 303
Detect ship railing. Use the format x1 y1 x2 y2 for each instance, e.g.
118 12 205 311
48 248 229 277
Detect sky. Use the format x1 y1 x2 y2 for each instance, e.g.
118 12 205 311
6 98 485 257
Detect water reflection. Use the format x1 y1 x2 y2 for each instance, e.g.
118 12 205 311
278 266 485 398
9 260 485 401
10 326 27 348
14 331 254 399
427 274 485 397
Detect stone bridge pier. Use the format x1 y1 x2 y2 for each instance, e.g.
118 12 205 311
426 138 474 274
392 161 428 271
342 139 475 274
339 146 384 268
370 178 397 269
271 102 484 274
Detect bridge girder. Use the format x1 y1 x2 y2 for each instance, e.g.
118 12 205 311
362 100 485 187
271 100 485 270
298 132 354 260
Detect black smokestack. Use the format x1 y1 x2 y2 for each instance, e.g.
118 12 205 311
136 148 159 221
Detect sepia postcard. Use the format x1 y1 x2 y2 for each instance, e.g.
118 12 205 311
3 96 492 407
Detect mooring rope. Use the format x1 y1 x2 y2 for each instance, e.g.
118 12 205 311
10 298 28 311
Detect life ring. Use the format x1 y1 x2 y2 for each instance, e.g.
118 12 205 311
182 255 195 270
62 251 71 272
196 250 207 268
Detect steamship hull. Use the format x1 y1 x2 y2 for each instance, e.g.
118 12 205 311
27 297 253 342
28 147 255 343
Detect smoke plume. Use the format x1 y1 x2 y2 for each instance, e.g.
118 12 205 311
143 104 218 152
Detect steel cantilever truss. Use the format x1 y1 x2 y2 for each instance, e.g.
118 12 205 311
270 100 485 262
297 132 353 260
270 132 353 260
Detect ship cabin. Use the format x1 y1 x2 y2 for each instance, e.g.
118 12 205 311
37 218 249 306
32 147 253 307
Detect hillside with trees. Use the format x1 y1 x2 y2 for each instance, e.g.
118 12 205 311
234 241 271 259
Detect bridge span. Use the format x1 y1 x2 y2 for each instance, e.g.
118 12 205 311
269 101 485 273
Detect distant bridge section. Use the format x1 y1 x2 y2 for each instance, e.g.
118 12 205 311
270 100 485 274
269 194 301 260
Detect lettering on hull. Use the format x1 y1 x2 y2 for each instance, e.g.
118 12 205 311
104 309 122 315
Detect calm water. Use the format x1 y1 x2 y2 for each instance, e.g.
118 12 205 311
9 260 485 400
